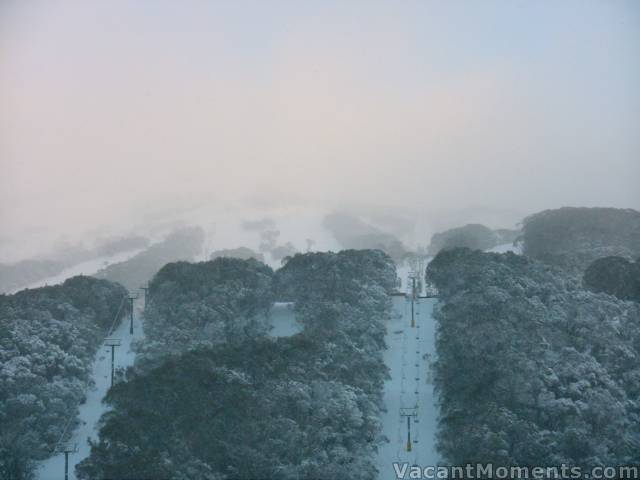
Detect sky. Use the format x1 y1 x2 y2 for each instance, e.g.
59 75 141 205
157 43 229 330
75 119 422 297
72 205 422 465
1 0 639 260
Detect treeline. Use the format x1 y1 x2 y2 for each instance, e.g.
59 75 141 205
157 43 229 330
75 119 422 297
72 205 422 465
76 250 396 479
0 276 127 479
427 248 640 468
323 212 408 263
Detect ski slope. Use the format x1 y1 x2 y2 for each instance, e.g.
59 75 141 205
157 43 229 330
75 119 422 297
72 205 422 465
33 297 297 480
376 270 439 478
35 301 145 480
10 248 145 294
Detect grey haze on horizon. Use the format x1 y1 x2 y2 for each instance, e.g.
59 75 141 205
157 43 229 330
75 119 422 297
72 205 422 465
1 0 639 261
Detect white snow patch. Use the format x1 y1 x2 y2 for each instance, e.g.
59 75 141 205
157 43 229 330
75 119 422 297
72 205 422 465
268 302 301 337
486 242 523 254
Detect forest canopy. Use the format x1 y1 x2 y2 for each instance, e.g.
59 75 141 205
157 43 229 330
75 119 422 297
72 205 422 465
426 248 640 467
77 250 396 480
583 256 640 303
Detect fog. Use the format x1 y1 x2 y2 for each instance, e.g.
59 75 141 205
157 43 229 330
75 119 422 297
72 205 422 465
1 0 639 261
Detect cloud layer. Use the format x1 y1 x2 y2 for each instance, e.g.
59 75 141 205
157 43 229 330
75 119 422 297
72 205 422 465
1 0 639 258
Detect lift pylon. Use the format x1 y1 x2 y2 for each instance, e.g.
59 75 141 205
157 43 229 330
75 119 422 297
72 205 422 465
104 338 121 387
400 407 418 452
57 443 78 480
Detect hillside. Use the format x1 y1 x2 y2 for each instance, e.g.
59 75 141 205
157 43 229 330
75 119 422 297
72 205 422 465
93 227 204 290
521 207 640 273
428 224 520 255
76 250 396 479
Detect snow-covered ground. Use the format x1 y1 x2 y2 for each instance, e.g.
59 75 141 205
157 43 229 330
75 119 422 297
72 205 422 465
268 301 301 337
376 270 439 478
10 248 145 294
35 300 145 480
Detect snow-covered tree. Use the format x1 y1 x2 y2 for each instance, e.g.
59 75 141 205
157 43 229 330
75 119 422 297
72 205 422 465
427 248 640 467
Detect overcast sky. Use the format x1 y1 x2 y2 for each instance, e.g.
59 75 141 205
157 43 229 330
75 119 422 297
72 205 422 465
1 0 639 258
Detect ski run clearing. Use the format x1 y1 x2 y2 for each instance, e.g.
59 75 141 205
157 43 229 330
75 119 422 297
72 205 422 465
35 303 145 480
376 269 440 479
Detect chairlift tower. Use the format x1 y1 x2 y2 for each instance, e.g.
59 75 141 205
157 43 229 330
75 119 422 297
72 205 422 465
408 272 417 328
127 293 139 334
400 407 418 452
140 285 149 308
57 443 78 480
105 338 121 387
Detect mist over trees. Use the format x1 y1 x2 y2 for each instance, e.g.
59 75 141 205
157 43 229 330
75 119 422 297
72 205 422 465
323 213 408 263
0 236 149 294
241 218 276 232
76 250 395 479
522 207 640 274
0 277 127 479
0 260 64 295
255 230 299 263
427 248 640 467
3 204 639 479
2 0 638 474
427 224 520 255
209 246 264 263
93 227 204 290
